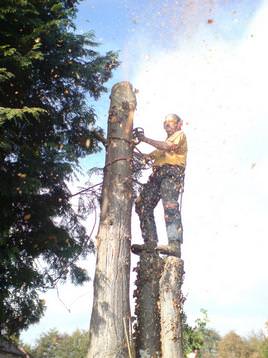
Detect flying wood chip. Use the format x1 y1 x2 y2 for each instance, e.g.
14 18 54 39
23 213 31 221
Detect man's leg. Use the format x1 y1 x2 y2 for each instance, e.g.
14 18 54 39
157 166 184 257
132 171 161 254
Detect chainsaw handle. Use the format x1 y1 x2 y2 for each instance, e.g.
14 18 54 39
132 127 145 145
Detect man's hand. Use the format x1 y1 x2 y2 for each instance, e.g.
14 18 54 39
133 150 143 159
143 153 151 163
137 132 145 141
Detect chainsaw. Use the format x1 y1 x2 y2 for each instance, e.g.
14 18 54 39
132 127 144 145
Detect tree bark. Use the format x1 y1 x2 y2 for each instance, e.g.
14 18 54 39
159 257 184 358
133 249 162 358
88 82 137 358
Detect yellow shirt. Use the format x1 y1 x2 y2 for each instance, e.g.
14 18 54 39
150 130 187 167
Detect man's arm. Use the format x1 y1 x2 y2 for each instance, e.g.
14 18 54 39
139 134 181 152
142 136 172 151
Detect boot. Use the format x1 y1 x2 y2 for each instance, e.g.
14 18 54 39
155 240 181 257
131 241 157 255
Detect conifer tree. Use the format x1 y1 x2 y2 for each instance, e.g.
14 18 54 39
0 0 119 337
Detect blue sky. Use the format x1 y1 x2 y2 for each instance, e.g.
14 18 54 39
21 0 268 344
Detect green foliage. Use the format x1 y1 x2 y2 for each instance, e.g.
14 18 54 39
0 0 119 337
261 340 268 358
0 106 47 124
183 312 268 358
27 329 89 358
0 67 14 82
183 309 220 357
262 322 268 358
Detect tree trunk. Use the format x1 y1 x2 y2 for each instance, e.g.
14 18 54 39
133 249 162 358
88 82 137 358
159 257 184 358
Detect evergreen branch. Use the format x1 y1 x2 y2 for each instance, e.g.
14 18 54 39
0 107 47 125
0 67 14 82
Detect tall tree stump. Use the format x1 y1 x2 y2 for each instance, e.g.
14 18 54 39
133 246 163 358
88 82 137 358
159 257 184 358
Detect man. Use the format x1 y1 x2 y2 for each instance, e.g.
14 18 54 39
132 113 187 257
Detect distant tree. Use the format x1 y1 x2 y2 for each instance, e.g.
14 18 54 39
0 0 119 337
246 322 268 358
182 311 205 354
199 328 221 358
218 331 251 358
247 332 265 358
183 309 220 357
262 321 268 358
260 338 268 358
28 329 89 358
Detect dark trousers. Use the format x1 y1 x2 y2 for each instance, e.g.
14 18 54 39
135 165 185 244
